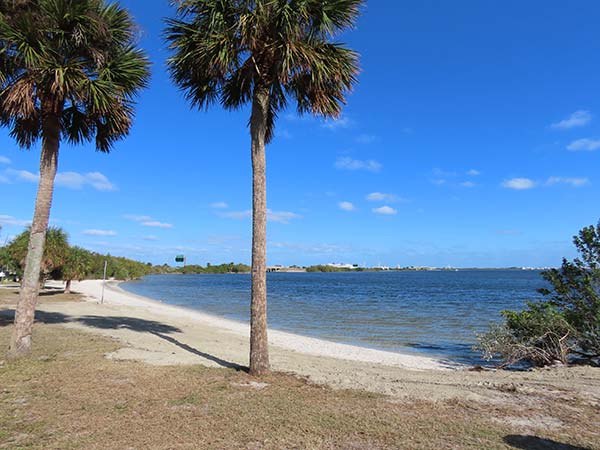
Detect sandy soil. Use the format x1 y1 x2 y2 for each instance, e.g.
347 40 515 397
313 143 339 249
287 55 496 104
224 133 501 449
2 279 599 405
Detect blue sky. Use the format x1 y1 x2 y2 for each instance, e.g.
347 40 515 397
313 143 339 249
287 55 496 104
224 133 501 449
1 0 600 267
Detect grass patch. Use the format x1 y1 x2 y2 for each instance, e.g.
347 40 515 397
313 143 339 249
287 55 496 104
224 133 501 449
0 323 598 449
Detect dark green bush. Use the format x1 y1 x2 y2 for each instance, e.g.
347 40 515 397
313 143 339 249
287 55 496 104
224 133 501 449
478 221 600 367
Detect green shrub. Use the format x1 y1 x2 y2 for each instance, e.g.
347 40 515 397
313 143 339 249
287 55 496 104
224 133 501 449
478 221 600 367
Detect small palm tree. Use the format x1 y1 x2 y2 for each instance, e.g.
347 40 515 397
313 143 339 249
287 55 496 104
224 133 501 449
62 246 91 294
166 0 361 375
0 0 150 356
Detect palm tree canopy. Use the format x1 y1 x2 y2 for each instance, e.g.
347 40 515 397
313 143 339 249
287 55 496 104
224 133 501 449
165 0 362 142
0 0 150 151
8 226 69 274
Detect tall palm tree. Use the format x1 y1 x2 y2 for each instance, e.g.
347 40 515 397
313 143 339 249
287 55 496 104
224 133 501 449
0 0 150 357
166 0 361 375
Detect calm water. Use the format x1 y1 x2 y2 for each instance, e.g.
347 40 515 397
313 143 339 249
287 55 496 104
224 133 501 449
122 270 545 364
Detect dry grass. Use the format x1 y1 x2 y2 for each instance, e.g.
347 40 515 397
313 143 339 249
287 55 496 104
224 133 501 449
0 321 599 450
0 287 83 306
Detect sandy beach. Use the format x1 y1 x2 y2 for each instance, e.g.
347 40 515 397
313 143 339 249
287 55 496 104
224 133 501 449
0 279 596 405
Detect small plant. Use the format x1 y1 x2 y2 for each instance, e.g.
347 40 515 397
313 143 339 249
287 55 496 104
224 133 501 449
478 221 600 367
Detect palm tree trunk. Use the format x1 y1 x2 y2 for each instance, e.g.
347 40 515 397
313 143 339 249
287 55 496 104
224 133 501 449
8 110 60 358
249 86 270 376
65 279 72 295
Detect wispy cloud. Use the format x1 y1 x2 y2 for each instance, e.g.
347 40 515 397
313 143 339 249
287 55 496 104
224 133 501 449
466 169 480 176
335 157 382 173
5 169 116 191
545 176 590 187
321 116 353 130
210 201 229 209
124 214 173 229
567 138 600 152
218 210 251 220
355 134 377 144
502 178 536 190
142 235 159 241
268 210 302 224
551 110 592 130
338 201 356 211
219 209 301 224
366 192 405 202
0 215 30 227
372 206 397 215
142 221 173 229
460 181 476 188
0 156 11 165
82 229 117 237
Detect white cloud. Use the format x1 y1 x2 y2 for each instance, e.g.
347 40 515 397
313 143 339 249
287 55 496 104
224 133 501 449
338 201 356 211
460 181 476 188
335 157 382 173
219 210 252 220
82 229 117 237
321 116 352 130
0 174 9 184
366 192 403 202
124 214 173 229
210 201 229 209
142 221 173 229
546 176 590 187
8 169 39 183
268 210 301 224
466 169 480 176
219 209 301 224
84 172 116 191
0 156 11 164
567 138 600 152
551 110 592 130
502 178 536 190
356 134 377 144
5 168 116 191
0 215 30 227
142 235 158 241
372 206 397 215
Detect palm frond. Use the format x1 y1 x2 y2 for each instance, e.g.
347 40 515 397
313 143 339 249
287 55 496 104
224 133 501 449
0 0 150 152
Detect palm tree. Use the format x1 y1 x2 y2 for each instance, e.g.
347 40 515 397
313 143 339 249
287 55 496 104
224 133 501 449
0 0 150 357
62 246 91 294
165 0 361 375
7 227 70 286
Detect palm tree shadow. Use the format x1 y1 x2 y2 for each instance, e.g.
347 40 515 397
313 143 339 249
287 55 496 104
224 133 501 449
504 435 590 450
0 309 247 371
149 331 247 372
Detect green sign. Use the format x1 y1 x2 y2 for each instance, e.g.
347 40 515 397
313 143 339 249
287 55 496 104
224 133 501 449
175 255 185 263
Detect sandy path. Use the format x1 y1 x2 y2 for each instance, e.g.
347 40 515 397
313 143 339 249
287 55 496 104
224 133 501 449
2 280 599 403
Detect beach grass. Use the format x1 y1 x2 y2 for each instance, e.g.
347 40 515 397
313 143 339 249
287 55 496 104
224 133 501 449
1 321 598 449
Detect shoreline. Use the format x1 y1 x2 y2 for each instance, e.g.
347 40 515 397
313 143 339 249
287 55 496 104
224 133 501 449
3 280 599 402
76 279 450 371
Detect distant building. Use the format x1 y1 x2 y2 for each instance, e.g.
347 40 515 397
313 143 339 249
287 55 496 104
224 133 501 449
326 263 359 270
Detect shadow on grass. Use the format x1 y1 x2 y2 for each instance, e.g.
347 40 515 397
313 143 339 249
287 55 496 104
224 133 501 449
504 435 590 450
0 309 247 371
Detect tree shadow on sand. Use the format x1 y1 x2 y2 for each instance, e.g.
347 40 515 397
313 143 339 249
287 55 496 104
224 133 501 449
0 309 246 371
504 435 591 450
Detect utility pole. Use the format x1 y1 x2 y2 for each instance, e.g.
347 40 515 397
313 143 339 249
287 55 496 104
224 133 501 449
101 260 107 304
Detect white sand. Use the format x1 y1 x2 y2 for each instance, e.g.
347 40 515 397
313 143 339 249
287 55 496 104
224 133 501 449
73 279 448 371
